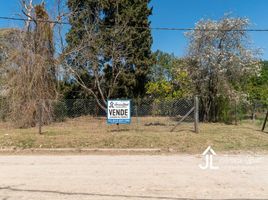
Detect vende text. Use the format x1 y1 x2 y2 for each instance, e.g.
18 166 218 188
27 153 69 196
109 109 128 116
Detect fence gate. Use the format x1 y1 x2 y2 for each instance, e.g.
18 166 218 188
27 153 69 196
170 96 199 133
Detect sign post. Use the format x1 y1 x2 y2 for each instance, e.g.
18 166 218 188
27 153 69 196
107 100 131 124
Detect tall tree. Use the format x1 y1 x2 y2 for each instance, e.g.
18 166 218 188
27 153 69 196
186 15 261 122
4 2 57 127
64 0 152 110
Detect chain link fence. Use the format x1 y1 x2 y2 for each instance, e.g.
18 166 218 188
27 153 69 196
0 96 267 134
220 99 268 124
37 98 197 134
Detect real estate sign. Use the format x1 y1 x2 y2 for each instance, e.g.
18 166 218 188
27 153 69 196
107 100 131 124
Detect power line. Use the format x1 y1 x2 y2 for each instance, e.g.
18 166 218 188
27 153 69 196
1 16 268 32
0 16 69 25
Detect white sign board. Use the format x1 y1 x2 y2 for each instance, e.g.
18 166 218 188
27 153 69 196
107 100 131 124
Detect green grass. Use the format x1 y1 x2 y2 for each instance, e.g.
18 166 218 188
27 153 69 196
0 116 267 153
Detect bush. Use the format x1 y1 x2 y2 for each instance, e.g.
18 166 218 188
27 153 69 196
0 97 9 121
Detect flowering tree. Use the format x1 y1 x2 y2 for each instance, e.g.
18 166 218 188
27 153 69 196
186 16 261 122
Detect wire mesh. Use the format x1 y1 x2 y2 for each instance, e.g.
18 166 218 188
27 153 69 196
0 97 267 133
38 98 196 133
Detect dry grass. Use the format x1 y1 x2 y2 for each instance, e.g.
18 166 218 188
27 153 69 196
0 116 267 153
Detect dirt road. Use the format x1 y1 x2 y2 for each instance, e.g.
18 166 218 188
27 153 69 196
0 154 267 200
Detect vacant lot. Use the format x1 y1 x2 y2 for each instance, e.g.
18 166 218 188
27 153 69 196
0 116 267 153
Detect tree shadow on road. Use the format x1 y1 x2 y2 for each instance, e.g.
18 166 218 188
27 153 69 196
0 186 264 200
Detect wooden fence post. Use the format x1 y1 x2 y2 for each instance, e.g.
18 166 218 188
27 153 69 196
194 96 199 133
38 100 42 135
262 110 268 132
234 100 238 125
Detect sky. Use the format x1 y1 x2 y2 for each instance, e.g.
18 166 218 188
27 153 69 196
1 0 268 59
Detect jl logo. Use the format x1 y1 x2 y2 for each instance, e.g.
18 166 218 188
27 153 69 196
199 146 219 170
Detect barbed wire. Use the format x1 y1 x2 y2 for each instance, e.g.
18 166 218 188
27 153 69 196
1 16 268 32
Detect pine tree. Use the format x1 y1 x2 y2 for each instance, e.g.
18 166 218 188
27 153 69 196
65 0 152 102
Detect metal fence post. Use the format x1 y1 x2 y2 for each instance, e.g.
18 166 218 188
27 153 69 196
194 96 199 133
38 100 42 135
